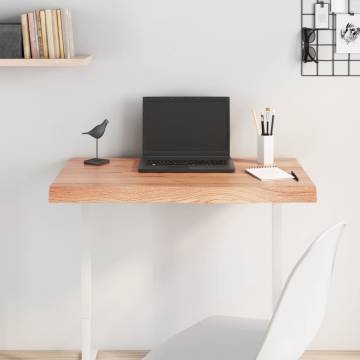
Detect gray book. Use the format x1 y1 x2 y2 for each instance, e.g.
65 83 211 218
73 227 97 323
0 23 23 58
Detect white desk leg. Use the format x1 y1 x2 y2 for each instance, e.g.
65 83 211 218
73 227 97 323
272 204 283 311
81 205 98 360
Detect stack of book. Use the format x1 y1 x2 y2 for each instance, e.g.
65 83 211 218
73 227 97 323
21 9 75 59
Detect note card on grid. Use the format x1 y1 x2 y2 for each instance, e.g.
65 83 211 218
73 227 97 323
246 166 294 181
315 3 329 28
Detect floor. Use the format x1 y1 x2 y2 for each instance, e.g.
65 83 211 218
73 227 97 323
0 351 359 360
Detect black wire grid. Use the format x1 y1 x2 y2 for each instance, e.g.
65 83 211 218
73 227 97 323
301 0 360 76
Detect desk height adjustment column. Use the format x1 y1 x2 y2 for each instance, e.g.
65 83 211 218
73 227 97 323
81 205 97 360
272 204 283 310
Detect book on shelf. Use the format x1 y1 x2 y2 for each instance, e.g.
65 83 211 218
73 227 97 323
27 12 39 58
35 10 44 58
52 10 60 59
20 8 76 60
67 9 75 58
45 9 55 59
20 14 31 59
57 10 65 59
39 10 49 58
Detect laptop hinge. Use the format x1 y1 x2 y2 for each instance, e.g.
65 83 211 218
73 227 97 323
143 155 229 160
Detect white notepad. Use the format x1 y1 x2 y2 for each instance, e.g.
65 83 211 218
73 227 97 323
246 166 294 181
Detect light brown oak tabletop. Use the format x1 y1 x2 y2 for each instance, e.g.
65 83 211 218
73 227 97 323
49 158 317 204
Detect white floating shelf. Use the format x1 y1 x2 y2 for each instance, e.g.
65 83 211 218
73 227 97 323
0 55 92 67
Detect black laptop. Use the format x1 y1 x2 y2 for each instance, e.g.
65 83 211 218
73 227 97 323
138 97 235 173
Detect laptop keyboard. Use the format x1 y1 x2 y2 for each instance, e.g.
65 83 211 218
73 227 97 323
147 159 227 167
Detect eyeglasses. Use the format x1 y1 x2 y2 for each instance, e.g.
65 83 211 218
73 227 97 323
302 27 318 63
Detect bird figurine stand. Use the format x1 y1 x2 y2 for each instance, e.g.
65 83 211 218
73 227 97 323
82 119 110 166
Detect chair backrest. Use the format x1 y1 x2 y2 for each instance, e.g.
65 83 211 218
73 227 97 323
256 222 346 360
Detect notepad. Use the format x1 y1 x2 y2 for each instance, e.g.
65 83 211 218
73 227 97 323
246 166 294 181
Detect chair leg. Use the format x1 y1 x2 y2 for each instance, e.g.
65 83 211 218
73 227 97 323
272 204 283 311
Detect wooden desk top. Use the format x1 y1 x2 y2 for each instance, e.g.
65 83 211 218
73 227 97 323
49 158 317 204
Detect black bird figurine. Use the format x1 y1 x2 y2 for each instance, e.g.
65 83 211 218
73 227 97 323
82 119 110 166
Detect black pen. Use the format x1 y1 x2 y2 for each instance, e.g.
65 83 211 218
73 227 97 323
270 113 275 135
261 113 265 135
291 171 299 182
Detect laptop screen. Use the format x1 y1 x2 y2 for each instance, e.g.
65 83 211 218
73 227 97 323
143 97 230 158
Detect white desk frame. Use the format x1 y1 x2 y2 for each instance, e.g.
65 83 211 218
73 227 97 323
81 205 95 360
80 203 283 360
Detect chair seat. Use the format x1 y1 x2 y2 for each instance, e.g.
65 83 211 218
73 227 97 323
144 316 269 360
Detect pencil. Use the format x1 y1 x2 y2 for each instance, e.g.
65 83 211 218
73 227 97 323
251 109 261 135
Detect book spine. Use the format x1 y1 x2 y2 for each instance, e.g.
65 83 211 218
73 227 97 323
45 9 55 59
57 9 65 59
52 9 60 58
36 10 44 58
40 10 49 58
27 12 39 58
61 9 70 58
21 14 31 59
33 11 40 58
67 9 75 58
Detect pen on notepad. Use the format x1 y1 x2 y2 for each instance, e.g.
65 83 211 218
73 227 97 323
291 171 299 182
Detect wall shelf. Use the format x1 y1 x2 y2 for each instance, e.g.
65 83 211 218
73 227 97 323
0 55 92 67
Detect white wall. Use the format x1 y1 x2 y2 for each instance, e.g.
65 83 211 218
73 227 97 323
1 0 359 351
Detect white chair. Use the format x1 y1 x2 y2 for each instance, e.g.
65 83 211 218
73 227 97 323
144 222 346 360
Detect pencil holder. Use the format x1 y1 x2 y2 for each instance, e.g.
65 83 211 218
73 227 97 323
257 135 274 166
